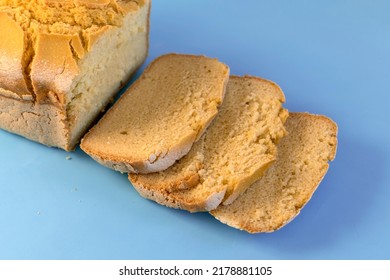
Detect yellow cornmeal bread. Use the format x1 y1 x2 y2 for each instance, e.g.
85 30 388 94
0 0 150 150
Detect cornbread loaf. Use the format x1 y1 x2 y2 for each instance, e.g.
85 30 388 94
211 113 338 233
0 0 150 151
130 76 289 212
81 54 230 174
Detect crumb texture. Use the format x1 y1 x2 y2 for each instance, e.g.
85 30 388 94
81 54 230 173
0 0 149 150
210 113 338 233
130 76 288 212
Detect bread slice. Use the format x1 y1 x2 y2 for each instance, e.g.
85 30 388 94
210 113 338 233
0 0 150 150
130 76 288 212
81 54 230 174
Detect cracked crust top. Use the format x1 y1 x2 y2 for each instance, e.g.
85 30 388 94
0 0 147 104
0 0 150 150
81 53 230 174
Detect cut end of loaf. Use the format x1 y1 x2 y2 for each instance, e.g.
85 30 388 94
210 112 338 233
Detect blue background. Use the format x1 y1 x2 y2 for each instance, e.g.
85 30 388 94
1 0 389 259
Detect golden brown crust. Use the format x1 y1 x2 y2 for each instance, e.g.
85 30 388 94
0 12 31 98
31 33 80 104
0 0 148 102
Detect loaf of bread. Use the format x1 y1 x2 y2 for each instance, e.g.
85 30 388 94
210 113 338 233
0 0 150 150
130 76 288 212
81 54 229 173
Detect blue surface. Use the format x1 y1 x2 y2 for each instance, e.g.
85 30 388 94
1 0 389 259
